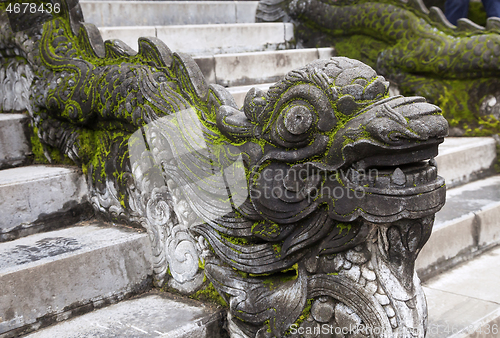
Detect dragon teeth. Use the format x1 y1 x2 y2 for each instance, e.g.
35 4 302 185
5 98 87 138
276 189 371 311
391 167 406 186
429 158 437 167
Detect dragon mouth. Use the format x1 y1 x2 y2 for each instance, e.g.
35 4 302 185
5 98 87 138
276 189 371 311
345 143 444 196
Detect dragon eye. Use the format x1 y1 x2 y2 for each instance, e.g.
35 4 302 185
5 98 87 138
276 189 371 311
284 106 313 135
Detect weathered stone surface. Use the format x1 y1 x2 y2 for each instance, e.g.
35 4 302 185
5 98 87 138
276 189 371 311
157 23 294 56
0 166 89 240
435 137 496 188
211 47 335 86
0 223 152 337
0 114 31 169
99 23 294 56
80 1 258 27
416 175 500 279
424 245 500 337
22 292 224 338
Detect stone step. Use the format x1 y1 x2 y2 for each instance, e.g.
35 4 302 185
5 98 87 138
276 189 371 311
0 114 31 169
436 137 496 188
0 165 91 242
416 175 500 280
0 222 152 338
22 291 225 338
98 22 294 56
424 245 500 338
80 1 259 27
195 47 336 87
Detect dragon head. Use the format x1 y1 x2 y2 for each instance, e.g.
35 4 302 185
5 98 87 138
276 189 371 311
212 57 447 235
198 57 448 337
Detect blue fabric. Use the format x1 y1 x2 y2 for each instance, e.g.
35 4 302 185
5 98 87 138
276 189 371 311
445 0 470 25
445 0 500 25
482 0 500 18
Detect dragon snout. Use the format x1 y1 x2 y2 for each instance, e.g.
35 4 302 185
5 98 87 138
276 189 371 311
364 96 449 144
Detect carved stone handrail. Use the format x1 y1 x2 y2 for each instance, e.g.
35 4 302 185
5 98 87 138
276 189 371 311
0 1 448 337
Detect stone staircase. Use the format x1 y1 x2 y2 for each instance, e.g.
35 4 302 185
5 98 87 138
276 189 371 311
1 1 500 337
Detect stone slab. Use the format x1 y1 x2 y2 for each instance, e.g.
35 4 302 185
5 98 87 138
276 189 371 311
80 1 258 27
424 245 500 337
424 287 500 338
0 165 89 239
0 223 152 337
99 26 156 52
157 23 293 56
416 213 476 279
436 137 496 188
210 47 336 87
416 175 500 279
99 23 293 55
23 292 225 338
0 114 31 169
425 246 500 304
475 202 500 248
435 175 500 224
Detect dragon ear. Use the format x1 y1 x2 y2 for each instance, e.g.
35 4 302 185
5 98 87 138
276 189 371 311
243 87 268 123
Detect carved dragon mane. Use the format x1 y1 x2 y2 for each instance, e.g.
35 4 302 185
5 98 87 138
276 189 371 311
0 1 448 337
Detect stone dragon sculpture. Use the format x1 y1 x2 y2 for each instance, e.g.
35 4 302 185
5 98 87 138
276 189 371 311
0 0 448 337
257 0 500 137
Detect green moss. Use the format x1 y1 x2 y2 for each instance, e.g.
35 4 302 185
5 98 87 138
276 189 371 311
336 222 351 235
30 127 49 164
468 1 488 26
330 35 390 70
285 298 314 335
198 258 205 270
30 126 74 165
189 282 228 307
261 263 298 291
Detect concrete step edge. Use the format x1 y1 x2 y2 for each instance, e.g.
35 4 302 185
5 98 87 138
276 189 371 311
194 47 336 86
81 1 259 27
20 291 225 338
98 22 294 56
0 165 91 242
0 222 152 338
416 175 500 280
424 245 500 338
449 307 500 338
436 137 497 189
